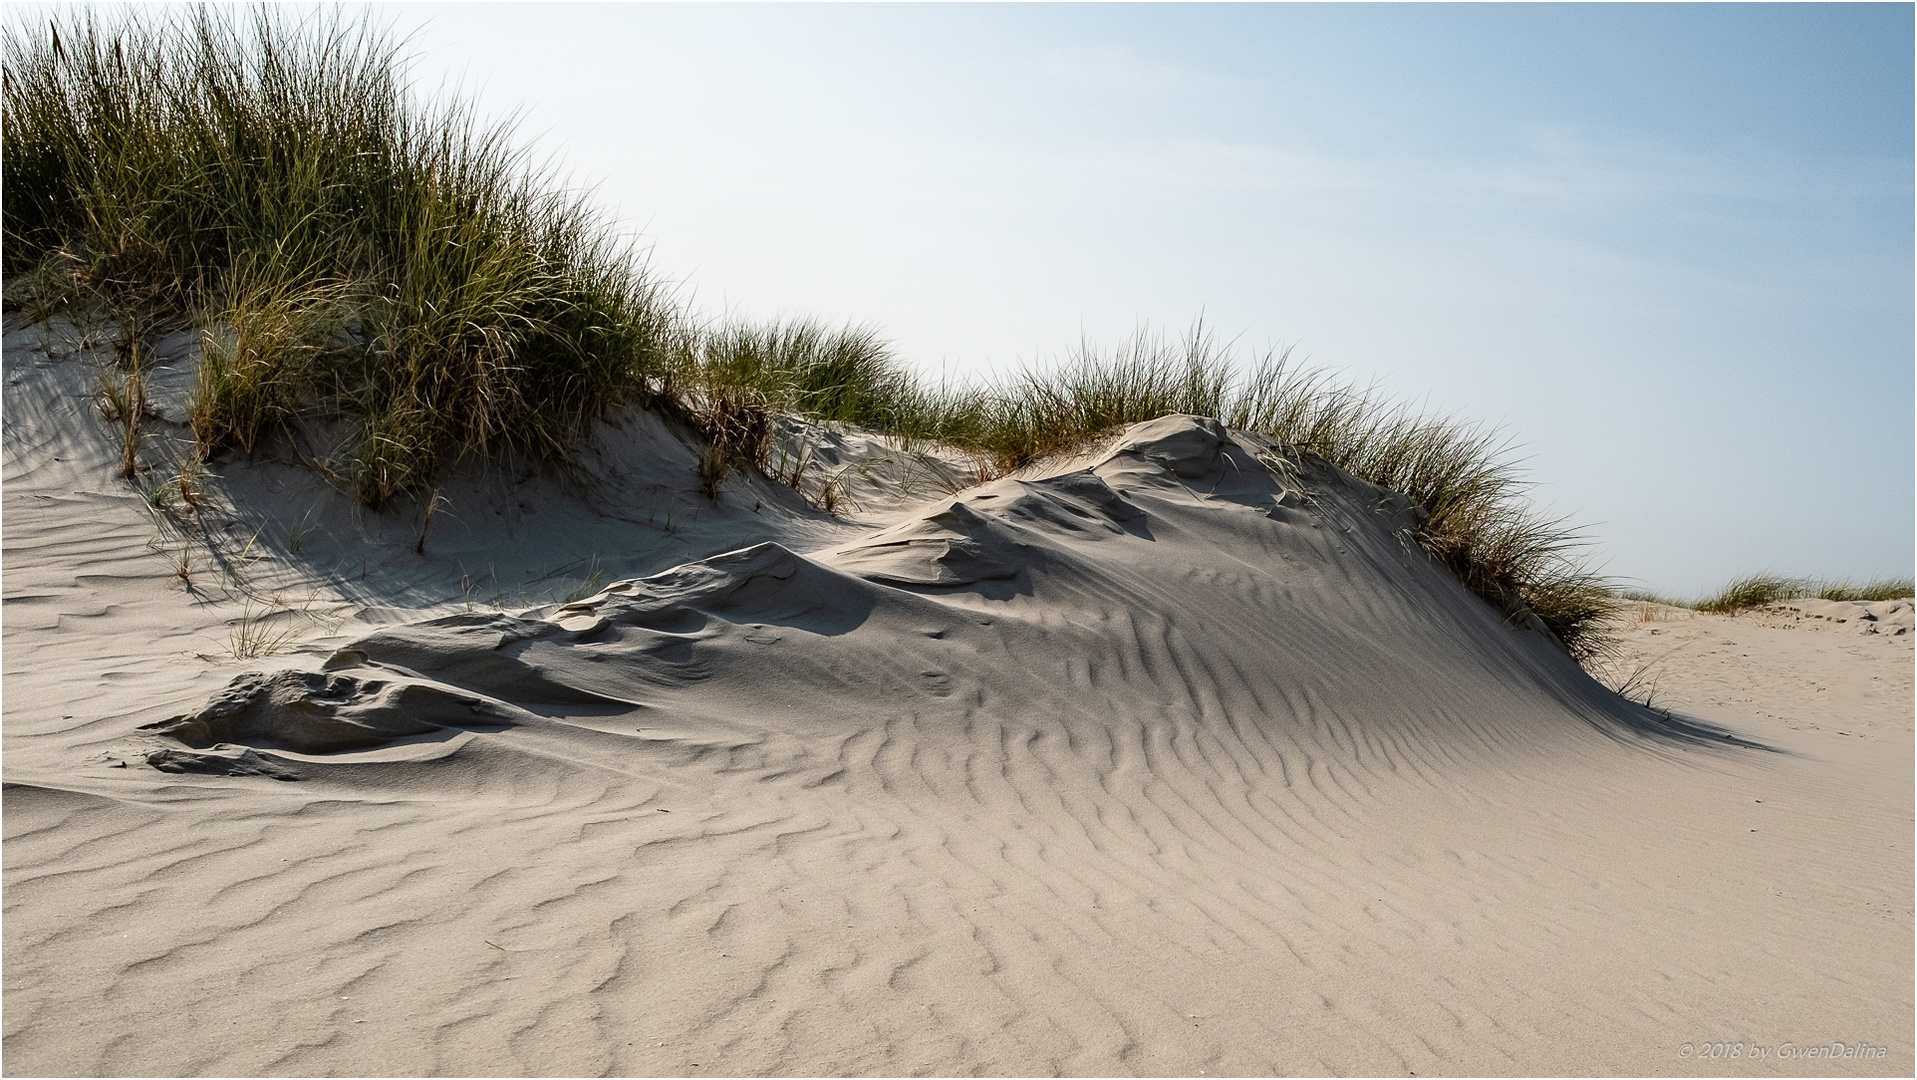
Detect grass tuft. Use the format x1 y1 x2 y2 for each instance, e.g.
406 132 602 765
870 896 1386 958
1693 574 1809 614
228 595 302 659
689 387 775 499
94 361 149 479
691 319 909 428
1624 573 1914 615
5 5 678 505
1815 578 1915 603
189 274 344 459
1678 573 1914 613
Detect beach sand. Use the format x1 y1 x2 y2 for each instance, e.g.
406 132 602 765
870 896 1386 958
5 314 1910 1077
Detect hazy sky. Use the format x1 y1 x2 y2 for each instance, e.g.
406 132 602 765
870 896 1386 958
370 3 1914 596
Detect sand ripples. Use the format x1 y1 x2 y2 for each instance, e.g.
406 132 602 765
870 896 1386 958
7 417 1909 1075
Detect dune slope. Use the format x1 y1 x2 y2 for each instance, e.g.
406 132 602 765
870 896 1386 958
4 325 1910 1077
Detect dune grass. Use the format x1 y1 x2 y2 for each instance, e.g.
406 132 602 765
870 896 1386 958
1813 578 1915 603
671 318 933 493
685 319 921 431
1689 573 1914 613
1692 574 1811 614
1620 574 1914 614
668 320 1617 659
4 6 677 506
957 331 1234 470
990 328 1615 660
6 6 1617 662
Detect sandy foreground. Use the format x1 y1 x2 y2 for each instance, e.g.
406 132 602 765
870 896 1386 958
3 314 1911 1077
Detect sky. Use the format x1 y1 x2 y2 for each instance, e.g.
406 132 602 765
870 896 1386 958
361 3 1915 596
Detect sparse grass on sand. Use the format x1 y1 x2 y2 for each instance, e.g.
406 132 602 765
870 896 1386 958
664 320 1619 661
1622 574 1915 615
1812 578 1916 604
5 5 1617 662
1694 574 1810 614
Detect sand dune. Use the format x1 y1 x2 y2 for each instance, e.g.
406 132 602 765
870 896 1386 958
4 318 1910 1076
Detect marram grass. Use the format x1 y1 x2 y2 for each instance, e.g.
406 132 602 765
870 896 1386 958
6 6 1622 663
1684 574 1914 613
4 5 677 506
1692 574 1811 614
1813 578 1915 604
671 321 1619 661
992 328 1617 661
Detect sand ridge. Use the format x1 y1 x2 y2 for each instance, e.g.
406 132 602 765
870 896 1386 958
5 322 1911 1076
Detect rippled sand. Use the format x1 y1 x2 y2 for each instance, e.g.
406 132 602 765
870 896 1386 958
5 316 1908 1076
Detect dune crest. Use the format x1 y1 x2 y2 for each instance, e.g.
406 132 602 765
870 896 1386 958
156 415 1630 776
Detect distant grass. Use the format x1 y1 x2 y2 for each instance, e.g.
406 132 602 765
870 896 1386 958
1815 578 1915 603
6 7 1620 663
1693 574 1811 614
1616 588 1678 606
1622 574 1914 614
4 6 677 505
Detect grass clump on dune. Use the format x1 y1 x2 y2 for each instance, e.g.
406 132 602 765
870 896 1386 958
681 321 1618 661
976 327 1615 660
1223 343 1618 658
1814 578 1915 603
960 332 1234 470
687 319 918 431
1683 573 1914 613
668 318 948 496
3 6 676 505
1692 574 1810 614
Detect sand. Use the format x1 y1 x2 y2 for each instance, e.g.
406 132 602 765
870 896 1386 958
4 312 1911 1077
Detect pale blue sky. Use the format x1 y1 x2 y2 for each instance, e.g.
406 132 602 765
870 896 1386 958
376 4 1909 595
